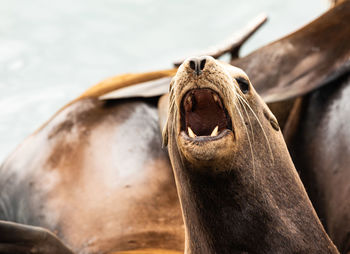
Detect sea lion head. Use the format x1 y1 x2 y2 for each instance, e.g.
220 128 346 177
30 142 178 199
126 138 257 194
163 56 280 171
162 56 339 253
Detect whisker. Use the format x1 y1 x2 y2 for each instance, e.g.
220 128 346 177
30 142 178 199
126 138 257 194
235 91 274 164
237 96 255 144
230 91 256 191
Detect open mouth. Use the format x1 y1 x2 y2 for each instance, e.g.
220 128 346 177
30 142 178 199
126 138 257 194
180 88 232 140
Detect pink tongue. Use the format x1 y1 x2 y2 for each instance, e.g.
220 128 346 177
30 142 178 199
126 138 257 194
184 89 227 136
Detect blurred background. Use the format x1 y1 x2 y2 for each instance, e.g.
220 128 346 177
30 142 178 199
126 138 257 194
0 0 329 162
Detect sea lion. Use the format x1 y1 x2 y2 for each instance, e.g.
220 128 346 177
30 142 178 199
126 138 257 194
0 3 347 253
0 14 267 254
285 68 350 254
163 56 339 253
229 2 350 253
330 0 346 7
0 97 184 253
232 0 350 107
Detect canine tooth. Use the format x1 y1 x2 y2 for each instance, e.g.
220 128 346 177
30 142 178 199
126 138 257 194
188 127 197 138
186 95 192 105
213 93 223 108
213 93 219 103
210 126 219 137
185 94 193 111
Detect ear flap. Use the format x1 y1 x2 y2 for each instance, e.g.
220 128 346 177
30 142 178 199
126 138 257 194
266 99 296 131
232 1 350 105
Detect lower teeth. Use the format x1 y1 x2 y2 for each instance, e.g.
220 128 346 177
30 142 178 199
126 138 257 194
188 127 197 138
210 126 219 137
187 126 220 138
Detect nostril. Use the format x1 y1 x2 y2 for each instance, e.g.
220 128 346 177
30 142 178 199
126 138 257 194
188 57 207 75
189 60 196 71
200 59 206 70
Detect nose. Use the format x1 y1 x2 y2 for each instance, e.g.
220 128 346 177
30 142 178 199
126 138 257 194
188 57 207 75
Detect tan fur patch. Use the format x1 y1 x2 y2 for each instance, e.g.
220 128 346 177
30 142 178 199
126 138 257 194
78 69 177 100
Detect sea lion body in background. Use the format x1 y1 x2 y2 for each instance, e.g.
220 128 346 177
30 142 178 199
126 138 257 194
230 2 350 253
0 15 266 254
0 1 349 253
286 68 350 253
0 97 184 253
0 13 266 252
163 56 338 253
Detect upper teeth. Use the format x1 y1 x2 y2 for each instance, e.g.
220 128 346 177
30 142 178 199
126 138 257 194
212 93 223 108
213 93 219 103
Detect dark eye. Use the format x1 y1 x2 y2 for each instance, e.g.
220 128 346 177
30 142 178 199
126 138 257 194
236 77 249 94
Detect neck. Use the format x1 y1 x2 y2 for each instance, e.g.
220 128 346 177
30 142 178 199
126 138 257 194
169 143 338 254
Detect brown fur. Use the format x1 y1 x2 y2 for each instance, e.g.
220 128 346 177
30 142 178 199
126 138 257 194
285 74 350 253
35 69 177 134
230 2 350 252
110 249 182 254
232 1 350 104
0 98 184 254
164 57 338 253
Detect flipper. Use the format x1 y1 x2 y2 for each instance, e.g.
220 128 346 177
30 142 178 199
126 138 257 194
93 14 267 102
229 1 350 130
158 2 350 132
0 220 74 254
173 13 267 66
232 1 350 104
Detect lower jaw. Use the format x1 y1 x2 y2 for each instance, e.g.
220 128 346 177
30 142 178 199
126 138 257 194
180 129 232 143
177 130 235 165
